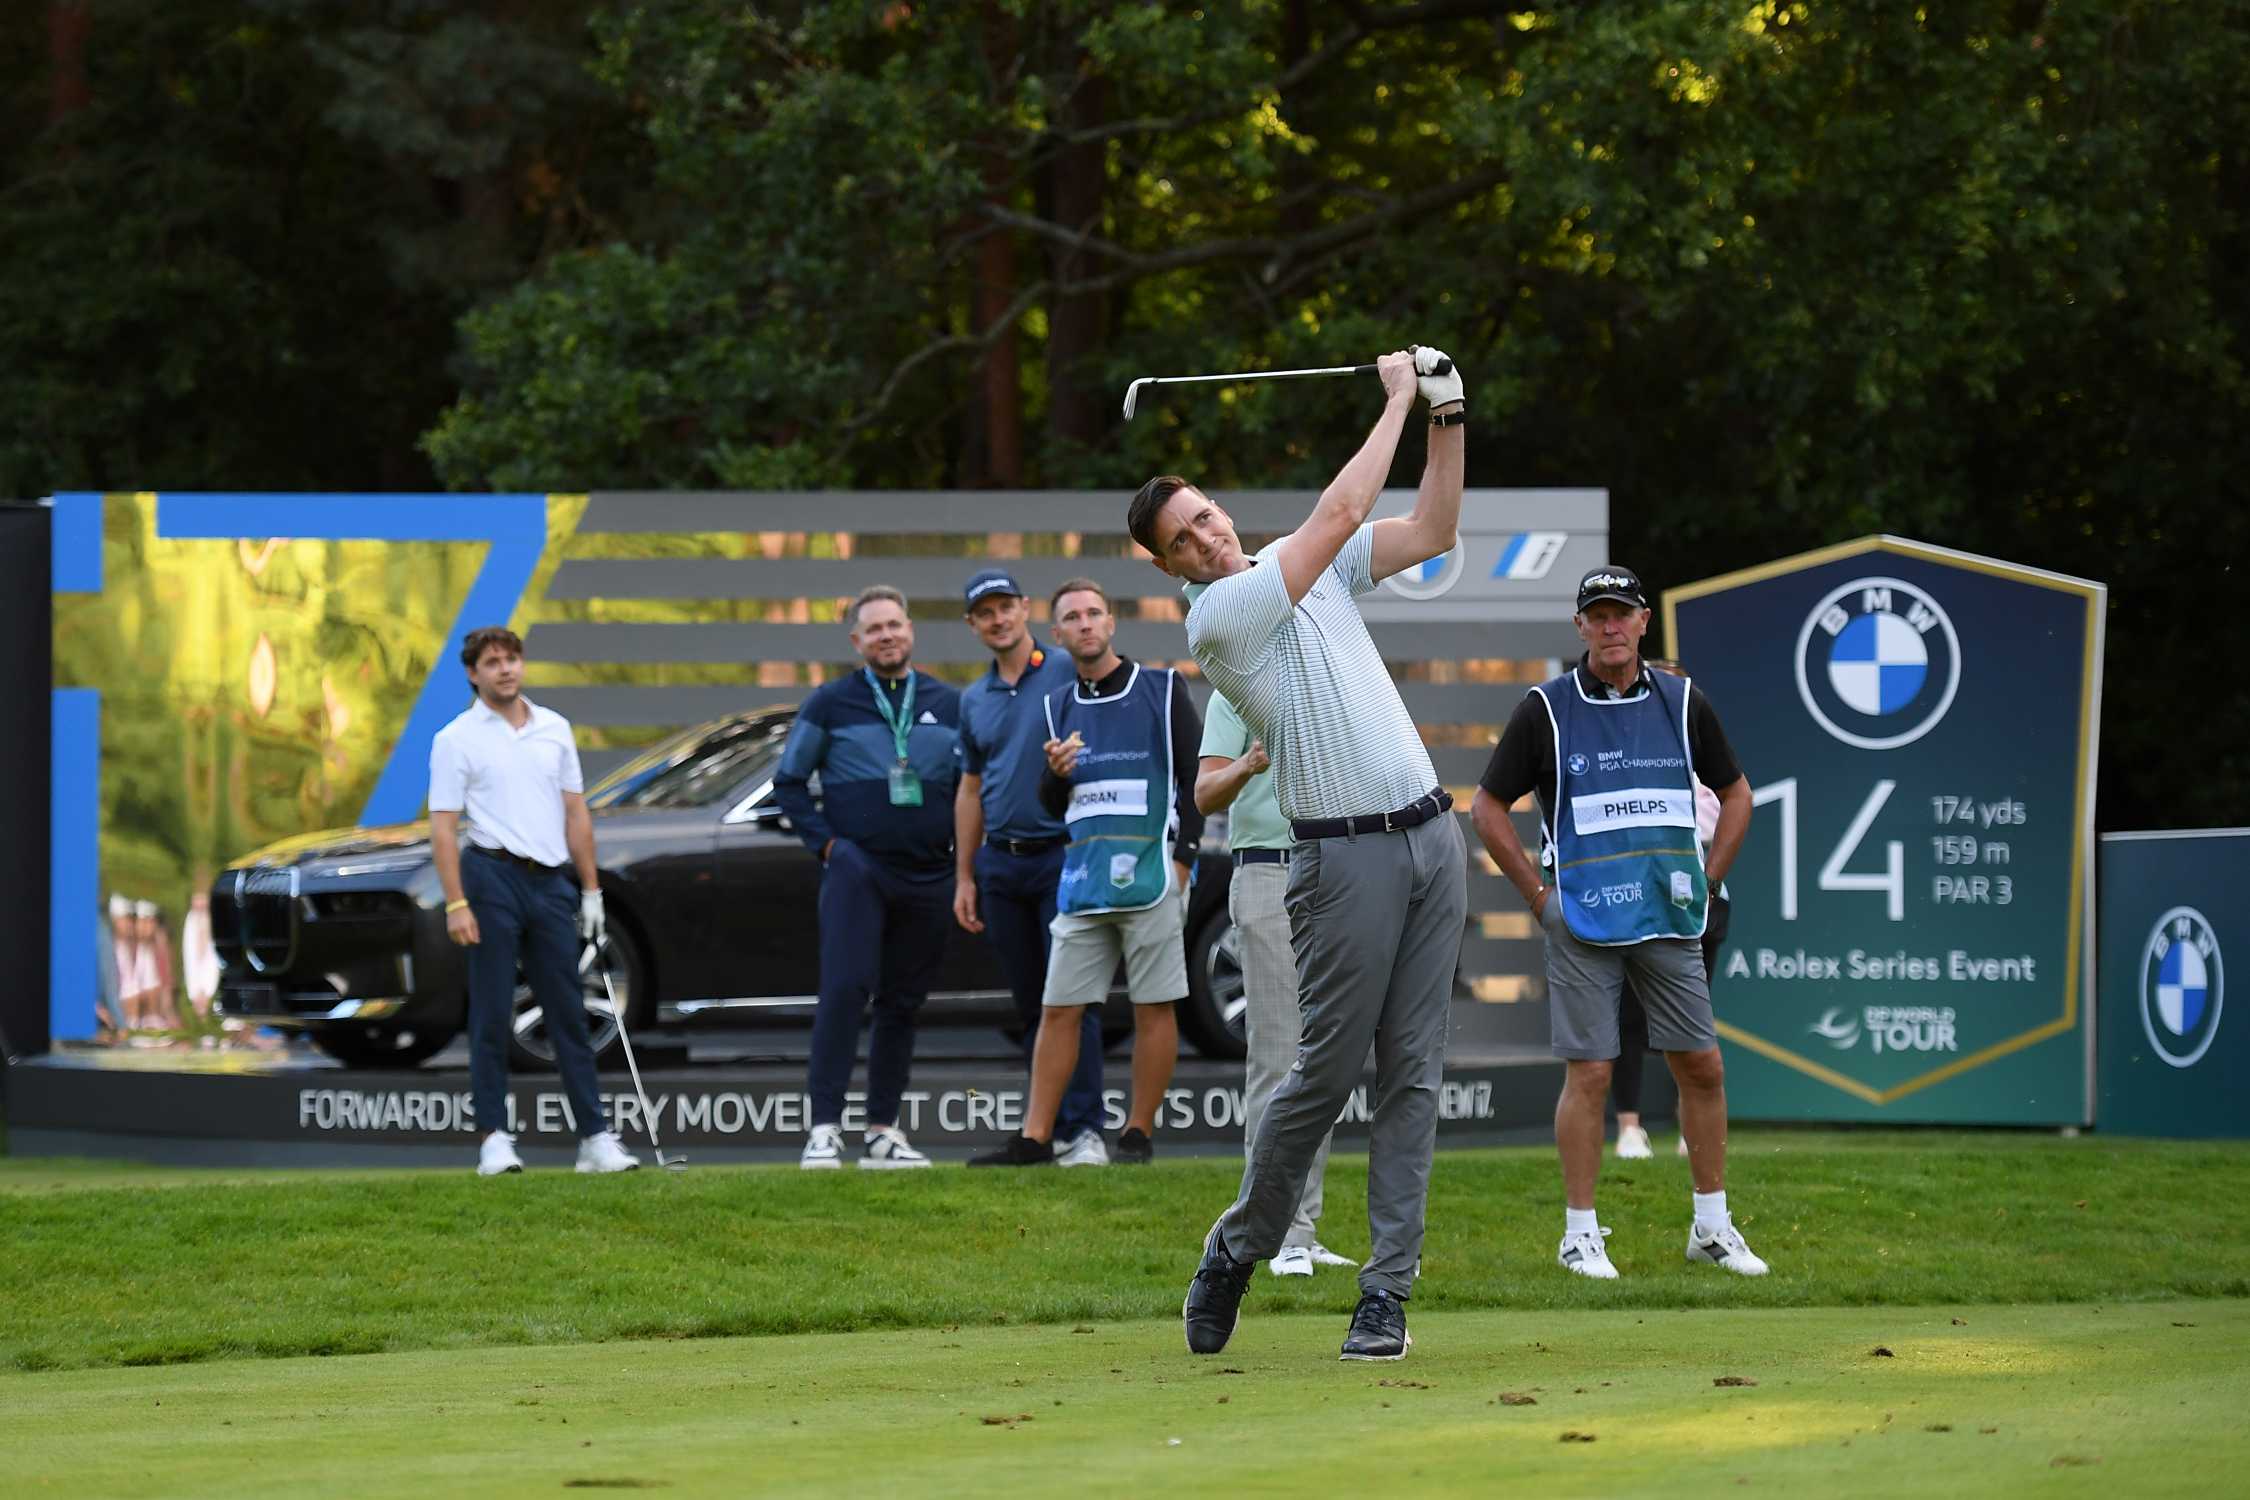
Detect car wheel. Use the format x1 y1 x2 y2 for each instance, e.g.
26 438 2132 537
507 917 641 1072
1180 905 1249 1061
310 1023 457 1069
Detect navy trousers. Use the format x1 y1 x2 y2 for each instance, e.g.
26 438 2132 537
810 841 953 1128
461 852 607 1139
973 843 1105 1139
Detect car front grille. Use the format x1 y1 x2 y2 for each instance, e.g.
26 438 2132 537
231 866 302 974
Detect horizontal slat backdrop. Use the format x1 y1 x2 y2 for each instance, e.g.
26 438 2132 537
541 491 1606 1032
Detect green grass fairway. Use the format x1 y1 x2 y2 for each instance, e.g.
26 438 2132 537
6 1301 2242 1498
6 1133 2249 1373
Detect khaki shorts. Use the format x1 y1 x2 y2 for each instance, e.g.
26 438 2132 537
1043 885 1188 1006
1540 893 1718 1058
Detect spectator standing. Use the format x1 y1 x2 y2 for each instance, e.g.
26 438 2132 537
1468 567 1768 1280
1195 687 1356 1278
969 580 1204 1166
181 886 222 1021
429 625 640 1177
951 567 1111 1166
775 585 961 1170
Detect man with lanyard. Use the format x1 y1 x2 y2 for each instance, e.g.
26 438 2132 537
1468 566 1770 1279
1195 689 1356 1279
1137 345 1468 1364
428 626 639 1176
952 567 1111 1167
968 578 1205 1166
774 585 961 1170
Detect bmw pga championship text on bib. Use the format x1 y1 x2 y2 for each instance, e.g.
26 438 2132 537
1667 537 2105 1124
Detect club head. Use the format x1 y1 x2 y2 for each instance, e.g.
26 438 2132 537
655 1151 688 1171
1122 378 1150 421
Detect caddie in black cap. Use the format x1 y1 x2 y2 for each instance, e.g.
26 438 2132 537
963 567 1026 609
1575 565 1648 614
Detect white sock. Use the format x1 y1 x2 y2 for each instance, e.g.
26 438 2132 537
1693 1190 1730 1234
1565 1206 1600 1239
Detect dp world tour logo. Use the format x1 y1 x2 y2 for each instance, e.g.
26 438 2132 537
1382 546 1464 601
1793 576 1962 750
2140 906 2224 1068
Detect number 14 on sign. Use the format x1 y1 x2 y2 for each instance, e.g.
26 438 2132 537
1750 779 1905 922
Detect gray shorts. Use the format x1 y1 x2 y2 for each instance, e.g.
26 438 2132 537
1044 884 1188 1006
1540 894 1718 1058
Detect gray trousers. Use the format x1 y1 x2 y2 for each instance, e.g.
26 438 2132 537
1215 813 1467 1297
1232 861 1331 1251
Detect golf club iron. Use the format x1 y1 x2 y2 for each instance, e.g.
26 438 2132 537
1121 354 1450 421
594 943 685 1170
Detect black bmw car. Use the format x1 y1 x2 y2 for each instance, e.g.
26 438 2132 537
211 709 1246 1068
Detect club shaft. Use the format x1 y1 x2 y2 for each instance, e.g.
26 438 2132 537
1142 364 1374 390
602 961 663 1152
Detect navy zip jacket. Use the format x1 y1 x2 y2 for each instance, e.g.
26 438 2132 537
774 669 962 873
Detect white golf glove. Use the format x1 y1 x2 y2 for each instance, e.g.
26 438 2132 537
1414 345 1465 408
579 889 607 946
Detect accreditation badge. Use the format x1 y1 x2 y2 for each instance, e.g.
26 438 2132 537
887 761 923 807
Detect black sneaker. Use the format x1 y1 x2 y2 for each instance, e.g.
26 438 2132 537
1183 1228 1257 1355
967 1133 1055 1168
1114 1127 1154 1164
1338 1289 1410 1362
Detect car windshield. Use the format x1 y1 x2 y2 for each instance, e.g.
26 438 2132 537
586 717 791 810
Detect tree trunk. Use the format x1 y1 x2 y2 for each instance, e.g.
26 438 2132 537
1043 67 1109 450
49 2 91 129
972 3 1024 487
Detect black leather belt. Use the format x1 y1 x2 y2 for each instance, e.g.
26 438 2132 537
985 834 1066 856
1234 848 1291 865
1290 789 1453 843
467 843 567 877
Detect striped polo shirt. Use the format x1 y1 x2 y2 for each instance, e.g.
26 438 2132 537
1184 524 1435 823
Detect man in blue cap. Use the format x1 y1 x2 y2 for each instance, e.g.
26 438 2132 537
953 566 1111 1166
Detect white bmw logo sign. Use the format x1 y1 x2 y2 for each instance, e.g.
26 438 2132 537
1382 546 1464 601
1793 576 1962 749
2140 906 2223 1069
1566 753 1589 775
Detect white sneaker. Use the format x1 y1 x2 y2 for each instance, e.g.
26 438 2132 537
1558 1226 1619 1279
1616 1124 1654 1159
575 1130 641 1174
1676 1134 1691 1157
1686 1221 1770 1276
1269 1246 1314 1277
801 1123 846 1170
477 1131 524 1177
1308 1243 1360 1269
860 1125 932 1170
1055 1128 1110 1168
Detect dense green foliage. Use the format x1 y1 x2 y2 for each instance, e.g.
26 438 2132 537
5 3 2244 825
4 1133 2247 1372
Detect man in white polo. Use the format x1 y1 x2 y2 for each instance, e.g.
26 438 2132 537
429 625 638 1177
1138 345 1468 1363
1196 690 1355 1279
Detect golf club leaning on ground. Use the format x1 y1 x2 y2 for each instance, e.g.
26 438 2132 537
592 942 685 1170
1121 353 1451 420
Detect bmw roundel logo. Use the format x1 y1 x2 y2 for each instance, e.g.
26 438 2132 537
2140 906 2223 1069
1382 546 1464 601
1793 575 1962 750
1566 753 1589 776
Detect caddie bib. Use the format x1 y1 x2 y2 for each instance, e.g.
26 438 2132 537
1045 664 1176 915
1534 666 1708 945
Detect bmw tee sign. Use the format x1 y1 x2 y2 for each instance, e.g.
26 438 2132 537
2097 830 2247 1137
1665 537 2105 1124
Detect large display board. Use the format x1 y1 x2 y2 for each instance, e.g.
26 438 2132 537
1666 537 2104 1124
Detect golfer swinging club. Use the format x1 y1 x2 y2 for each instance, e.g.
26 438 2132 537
1133 346 1467 1362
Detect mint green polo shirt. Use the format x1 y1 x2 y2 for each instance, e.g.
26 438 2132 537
1198 688 1292 850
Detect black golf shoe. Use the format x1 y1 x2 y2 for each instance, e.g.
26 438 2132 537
1338 1288 1411 1362
1114 1127 1154 1164
966 1133 1055 1168
1183 1228 1258 1355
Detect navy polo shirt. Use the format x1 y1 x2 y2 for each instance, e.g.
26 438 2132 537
957 647 1075 843
774 669 962 872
